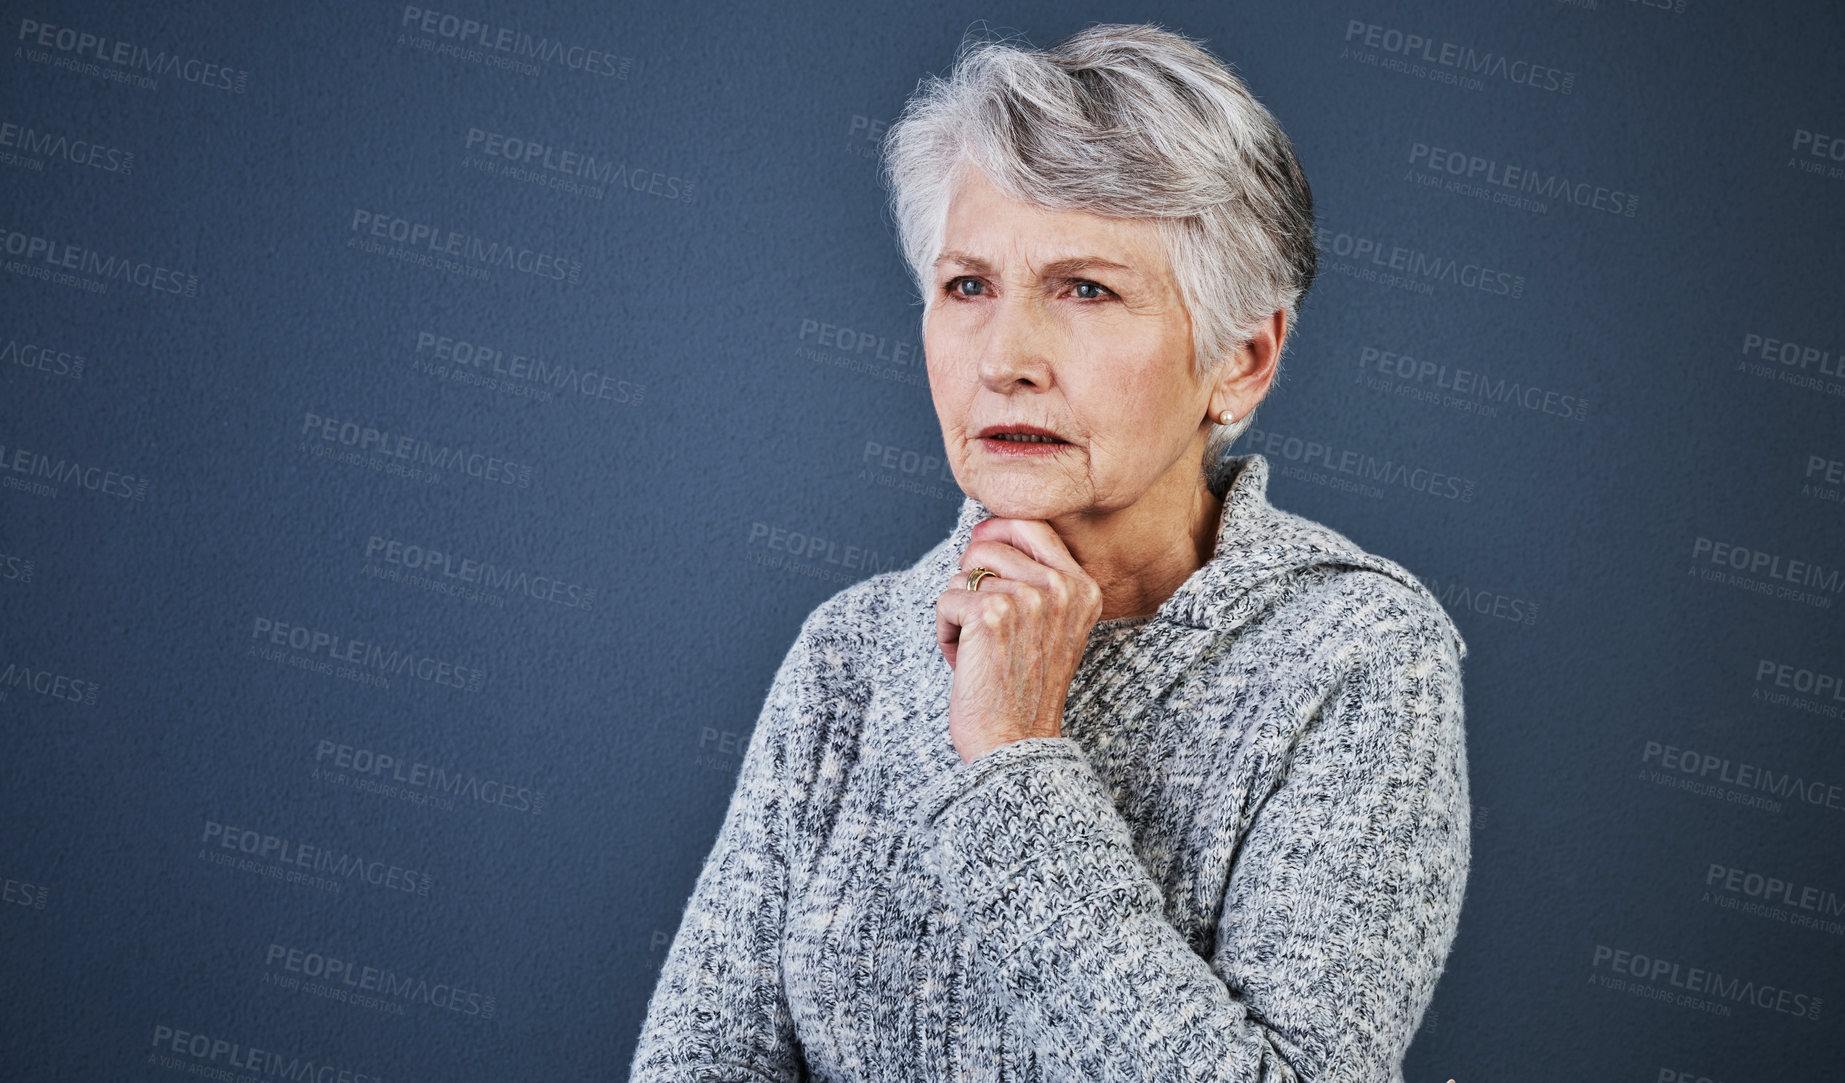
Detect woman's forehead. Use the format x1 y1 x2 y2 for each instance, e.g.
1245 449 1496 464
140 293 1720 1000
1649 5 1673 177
936 182 1172 282
935 248 1146 280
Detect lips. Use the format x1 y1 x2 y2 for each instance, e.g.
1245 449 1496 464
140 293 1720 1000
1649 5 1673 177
975 423 1071 458
976 424 1069 444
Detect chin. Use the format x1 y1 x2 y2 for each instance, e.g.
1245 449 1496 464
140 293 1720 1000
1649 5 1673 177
967 482 1079 521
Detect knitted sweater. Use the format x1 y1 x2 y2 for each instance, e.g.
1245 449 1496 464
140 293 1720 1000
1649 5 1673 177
631 452 1471 1083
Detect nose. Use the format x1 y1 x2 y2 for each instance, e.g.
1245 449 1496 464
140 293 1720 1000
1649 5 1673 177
977 297 1053 393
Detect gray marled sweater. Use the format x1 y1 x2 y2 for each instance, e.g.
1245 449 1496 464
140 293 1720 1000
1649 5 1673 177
632 452 1471 1083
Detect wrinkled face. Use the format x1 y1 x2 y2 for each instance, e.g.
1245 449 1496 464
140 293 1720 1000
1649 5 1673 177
924 166 1215 521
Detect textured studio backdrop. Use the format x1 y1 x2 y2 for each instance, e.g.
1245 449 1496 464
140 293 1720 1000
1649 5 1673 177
2 1 1843 1080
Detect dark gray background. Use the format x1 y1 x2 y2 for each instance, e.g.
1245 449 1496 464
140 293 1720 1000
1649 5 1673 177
3 1 1842 1079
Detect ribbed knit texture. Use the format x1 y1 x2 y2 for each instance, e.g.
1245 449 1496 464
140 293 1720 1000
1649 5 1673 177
631 452 1471 1083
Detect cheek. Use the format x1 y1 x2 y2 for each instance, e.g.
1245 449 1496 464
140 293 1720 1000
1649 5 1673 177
923 324 968 423
1072 357 1197 465
1088 361 1173 426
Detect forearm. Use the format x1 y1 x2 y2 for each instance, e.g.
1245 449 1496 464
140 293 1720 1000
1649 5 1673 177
916 735 1463 1083
629 860 805 1082
916 739 1308 1080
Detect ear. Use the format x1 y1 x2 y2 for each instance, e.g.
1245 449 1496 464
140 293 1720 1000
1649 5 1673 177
1209 308 1288 420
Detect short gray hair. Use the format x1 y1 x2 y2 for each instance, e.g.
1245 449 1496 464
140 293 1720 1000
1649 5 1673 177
881 23 1316 467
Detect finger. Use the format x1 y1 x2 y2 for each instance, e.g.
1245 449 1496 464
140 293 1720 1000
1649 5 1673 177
961 535 1095 621
935 626 957 669
936 582 1019 645
957 538 1055 590
946 566 1035 622
935 590 961 667
937 585 1011 668
971 518 1084 576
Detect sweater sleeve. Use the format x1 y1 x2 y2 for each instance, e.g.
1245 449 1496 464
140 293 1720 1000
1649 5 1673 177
911 617 1470 1083
629 608 838 1083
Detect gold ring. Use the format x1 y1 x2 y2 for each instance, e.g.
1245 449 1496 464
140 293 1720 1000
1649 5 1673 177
966 566 998 591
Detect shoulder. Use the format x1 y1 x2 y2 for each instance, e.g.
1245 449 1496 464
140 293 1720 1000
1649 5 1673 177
1238 561 1469 783
796 567 906 647
1304 566 1465 665
1186 457 1468 667
1261 502 1468 670
1192 530 1467 716
1282 569 1468 775
794 521 962 654
778 565 920 696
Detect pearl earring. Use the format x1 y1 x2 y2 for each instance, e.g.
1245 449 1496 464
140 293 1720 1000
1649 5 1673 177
1218 410 1236 425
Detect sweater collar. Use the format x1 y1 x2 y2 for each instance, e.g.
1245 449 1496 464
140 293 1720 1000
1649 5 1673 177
935 452 1465 656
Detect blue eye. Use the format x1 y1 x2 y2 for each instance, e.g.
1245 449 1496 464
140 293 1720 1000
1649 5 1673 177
950 277 985 297
1072 281 1108 300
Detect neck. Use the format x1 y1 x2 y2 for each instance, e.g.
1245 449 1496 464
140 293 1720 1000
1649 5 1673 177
1044 457 1224 623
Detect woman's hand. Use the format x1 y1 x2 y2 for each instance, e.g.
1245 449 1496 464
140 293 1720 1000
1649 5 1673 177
935 518 1105 763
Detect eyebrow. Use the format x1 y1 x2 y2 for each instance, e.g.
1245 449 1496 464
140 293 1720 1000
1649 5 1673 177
932 250 1144 281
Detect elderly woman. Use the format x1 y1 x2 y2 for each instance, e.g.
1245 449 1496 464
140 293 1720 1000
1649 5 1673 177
631 23 1469 1083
